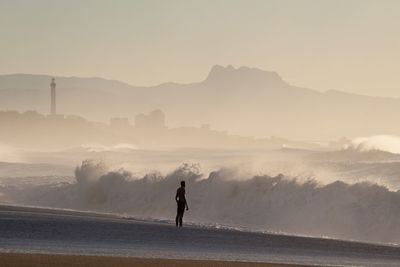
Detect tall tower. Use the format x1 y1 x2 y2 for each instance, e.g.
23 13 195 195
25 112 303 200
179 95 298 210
50 78 56 116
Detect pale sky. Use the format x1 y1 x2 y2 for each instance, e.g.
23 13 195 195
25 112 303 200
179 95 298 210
1 0 399 97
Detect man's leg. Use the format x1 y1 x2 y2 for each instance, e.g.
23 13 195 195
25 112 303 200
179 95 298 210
179 209 184 227
179 214 183 227
177 202 185 227
176 204 180 227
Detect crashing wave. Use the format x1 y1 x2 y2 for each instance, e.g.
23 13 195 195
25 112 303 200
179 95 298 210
4 160 400 244
349 135 400 154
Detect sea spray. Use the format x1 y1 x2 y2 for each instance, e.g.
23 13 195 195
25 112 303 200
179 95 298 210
2 160 400 244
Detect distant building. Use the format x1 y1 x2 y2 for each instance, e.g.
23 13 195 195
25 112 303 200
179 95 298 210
201 124 211 131
110 117 131 129
50 78 56 115
134 110 166 131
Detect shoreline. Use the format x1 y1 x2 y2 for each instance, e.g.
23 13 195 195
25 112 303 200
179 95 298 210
0 252 313 267
2 205 400 266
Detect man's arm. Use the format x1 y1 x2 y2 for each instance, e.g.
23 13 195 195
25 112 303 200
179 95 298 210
185 200 189 210
175 190 178 202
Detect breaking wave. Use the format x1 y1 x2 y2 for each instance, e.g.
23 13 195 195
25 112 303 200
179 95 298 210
3 160 400 244
350 135 400 154
80 143 138 152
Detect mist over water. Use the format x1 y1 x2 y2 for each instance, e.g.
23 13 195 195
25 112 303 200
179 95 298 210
3 3 400 265
1 125 400 245
2 160 400 244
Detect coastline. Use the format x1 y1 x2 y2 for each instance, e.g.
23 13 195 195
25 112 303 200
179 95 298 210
1 205 400 266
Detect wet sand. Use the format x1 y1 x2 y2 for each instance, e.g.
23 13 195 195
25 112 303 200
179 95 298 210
0 253 312 267
2 206 400 266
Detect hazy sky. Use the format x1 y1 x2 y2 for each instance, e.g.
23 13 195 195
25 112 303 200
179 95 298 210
1 0 399 97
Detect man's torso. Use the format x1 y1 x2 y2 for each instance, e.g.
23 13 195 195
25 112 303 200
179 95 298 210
176 187 186 203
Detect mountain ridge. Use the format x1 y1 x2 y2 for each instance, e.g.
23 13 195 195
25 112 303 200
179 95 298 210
0 65 394 99
1 65 400 139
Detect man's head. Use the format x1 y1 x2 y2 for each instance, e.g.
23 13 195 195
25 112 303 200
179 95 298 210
180 180 185 187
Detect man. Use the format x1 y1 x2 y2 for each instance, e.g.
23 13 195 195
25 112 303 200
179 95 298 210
175 180 189 227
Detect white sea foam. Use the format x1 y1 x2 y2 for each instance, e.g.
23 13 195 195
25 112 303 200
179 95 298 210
81 143 138 152
350 135 400 154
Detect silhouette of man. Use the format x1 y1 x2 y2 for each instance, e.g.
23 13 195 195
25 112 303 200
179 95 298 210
175 180 189 227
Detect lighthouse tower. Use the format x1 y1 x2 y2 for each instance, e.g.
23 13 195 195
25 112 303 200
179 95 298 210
50 78 56 116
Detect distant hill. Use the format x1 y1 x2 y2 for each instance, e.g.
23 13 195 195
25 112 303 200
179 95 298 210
1 65 400 139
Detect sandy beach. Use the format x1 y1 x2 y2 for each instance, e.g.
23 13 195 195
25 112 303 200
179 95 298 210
0 253 312 267
1 205 400 266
